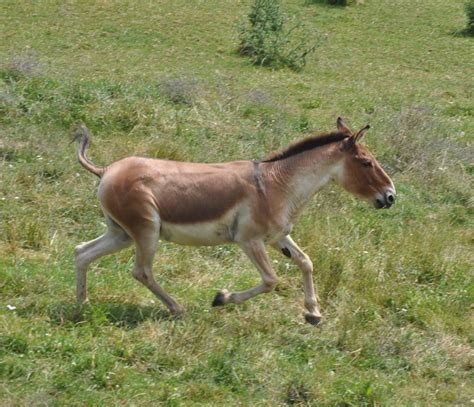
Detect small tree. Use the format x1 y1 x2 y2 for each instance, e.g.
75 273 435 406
238 0 321 71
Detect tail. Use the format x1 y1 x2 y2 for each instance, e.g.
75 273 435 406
72 124 105 178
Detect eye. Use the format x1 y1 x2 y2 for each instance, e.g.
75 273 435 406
361 159 373 167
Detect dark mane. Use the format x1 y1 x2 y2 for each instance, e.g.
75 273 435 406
263 131 349 163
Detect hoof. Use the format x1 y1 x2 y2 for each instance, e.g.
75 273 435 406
170 305 185 316
212 289 229 307
305 313 322 326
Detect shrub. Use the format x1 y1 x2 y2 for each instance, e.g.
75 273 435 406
466 0 474 34
306 0 362 5
238 0 321 71
327 0 348 5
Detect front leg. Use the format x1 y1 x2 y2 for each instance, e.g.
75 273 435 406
273 235 322 326
212 240 279 306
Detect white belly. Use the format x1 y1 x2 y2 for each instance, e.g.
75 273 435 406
160 221 232 246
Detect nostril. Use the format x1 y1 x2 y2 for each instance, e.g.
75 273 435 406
387 193 395 204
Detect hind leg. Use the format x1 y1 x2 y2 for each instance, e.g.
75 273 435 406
75 216 132 304
130 219 184 315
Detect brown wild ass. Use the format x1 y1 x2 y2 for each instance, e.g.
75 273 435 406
74 118 395 325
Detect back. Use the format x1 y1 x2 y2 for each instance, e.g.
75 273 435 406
99 157 256 224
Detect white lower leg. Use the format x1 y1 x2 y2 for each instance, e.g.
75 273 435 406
302 270 321 317
74 230 131 304
273 235 322 325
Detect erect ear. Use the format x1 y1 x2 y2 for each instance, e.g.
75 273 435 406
336 117 352 135
354 125 370 143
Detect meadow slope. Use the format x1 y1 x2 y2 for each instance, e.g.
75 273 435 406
1 0 473 405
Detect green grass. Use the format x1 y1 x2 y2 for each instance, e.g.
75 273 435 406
1 0 473 405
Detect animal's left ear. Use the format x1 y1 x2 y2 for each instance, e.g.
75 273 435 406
336 117 352 135
354 125 370 143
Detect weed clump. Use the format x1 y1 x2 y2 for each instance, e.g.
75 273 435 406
157 75 202 106
238 0 321 71
0 55 41 82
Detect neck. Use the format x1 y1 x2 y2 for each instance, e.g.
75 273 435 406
261 142 344 220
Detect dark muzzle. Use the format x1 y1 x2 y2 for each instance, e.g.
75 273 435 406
374 189 396 209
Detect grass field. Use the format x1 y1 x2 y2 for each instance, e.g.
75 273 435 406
1 0 473 405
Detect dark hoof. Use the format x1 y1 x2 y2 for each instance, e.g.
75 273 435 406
212 291 227 307
305 314 322 326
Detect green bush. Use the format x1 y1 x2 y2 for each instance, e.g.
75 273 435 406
306 0 361 5
466 0 474 34
238 0 320 71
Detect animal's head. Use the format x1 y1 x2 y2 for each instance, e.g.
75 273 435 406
335 117 396 209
